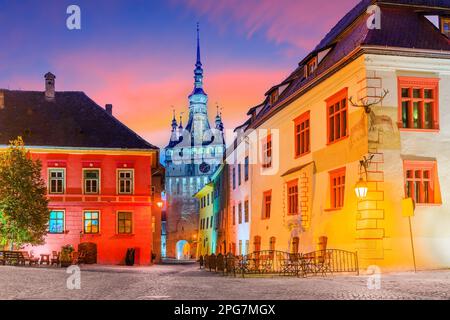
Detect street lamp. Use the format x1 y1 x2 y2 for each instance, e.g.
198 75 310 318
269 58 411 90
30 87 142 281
354 177 368 199
354 154 374 200
156 201 163 208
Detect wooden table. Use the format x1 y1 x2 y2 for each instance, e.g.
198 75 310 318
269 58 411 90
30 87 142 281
40 254 50 265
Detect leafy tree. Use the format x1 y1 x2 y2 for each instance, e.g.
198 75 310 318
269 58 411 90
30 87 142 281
0 137 49 249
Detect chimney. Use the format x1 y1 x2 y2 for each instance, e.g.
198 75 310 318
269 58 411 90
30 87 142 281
0 91 4 109
44 72 56 100
105 104 113 115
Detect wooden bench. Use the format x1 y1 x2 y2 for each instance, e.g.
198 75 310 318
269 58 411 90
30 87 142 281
2 251 26 266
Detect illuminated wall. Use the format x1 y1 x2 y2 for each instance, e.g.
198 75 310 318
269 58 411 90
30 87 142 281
248 53 450 271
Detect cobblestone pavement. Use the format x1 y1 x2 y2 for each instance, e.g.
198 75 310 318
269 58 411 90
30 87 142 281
0 264 449 300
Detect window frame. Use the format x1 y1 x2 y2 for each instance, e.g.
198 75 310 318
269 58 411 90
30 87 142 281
48 168 66 194
238 202 242 224
244 156 249 181
117 211 133 235
440 16 450 38
287 179 299 215
48 210 65 234
244 200 249 223
261 133 272 169
326 88 348 145
294 111 311 158
117 169 134 195
83 210 100 234
403 160 439 205
329 167 346 209
83 168 101 195
397 77 440 131
262 190 272 220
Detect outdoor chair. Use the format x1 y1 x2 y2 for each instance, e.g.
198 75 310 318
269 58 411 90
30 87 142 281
77 251 86 264
51 251 60 266
71 252 79 265
21 251 39 266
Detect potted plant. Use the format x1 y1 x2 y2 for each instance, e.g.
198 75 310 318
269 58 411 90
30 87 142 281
60 244 74 267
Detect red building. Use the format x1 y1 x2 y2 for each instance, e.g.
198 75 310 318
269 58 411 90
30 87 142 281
0 73 160 265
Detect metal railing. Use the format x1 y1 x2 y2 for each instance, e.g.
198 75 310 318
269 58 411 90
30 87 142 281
200 249 359 278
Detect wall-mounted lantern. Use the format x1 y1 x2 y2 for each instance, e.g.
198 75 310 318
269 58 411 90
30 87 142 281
354 154 374 200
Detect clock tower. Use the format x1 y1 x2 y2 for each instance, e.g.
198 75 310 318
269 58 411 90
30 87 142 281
163 24 225 260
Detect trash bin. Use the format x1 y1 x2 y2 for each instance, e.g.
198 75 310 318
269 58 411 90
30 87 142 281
125 248 135 266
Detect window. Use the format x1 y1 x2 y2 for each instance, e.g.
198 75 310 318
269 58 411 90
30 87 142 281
244 200 249 223
117 212 132 234
244 156 249 181
238 202 242 224
253 236 261 252
232 167 236 190
238 164 242 185
291 237 299 254
210 216 213 228
398 77 439 130
330 167 346 209
83 211 99 234
84 169 100 194
269 89 279 105
269 237 276 251
326 88 348 144
262 190 272 219
305 57 318 78
287 179 298 215
239 240 243 256
49 169 65 194
404 161 438 204
245 240 250 255
207 194 210 206
441 16 450 37
206 217 209 229
49 211 64 234
262 134 272 168
232 206 236 225
118 170 133 194
294 111 310 157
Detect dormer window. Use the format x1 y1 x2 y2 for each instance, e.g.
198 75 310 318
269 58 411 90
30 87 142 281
305 57 318 78
441 16 450 38
269 89 279 105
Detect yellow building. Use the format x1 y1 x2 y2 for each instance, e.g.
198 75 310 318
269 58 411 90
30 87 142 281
229 0 450 271
194 183 215 256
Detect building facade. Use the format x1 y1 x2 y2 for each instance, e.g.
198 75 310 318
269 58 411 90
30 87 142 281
164 25 225 259
0 73 160 265
230 0 450 271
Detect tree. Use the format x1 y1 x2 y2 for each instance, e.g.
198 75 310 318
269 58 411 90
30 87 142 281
0 137 49 249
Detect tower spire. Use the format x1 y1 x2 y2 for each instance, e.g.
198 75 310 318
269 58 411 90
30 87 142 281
193 22 204 91
196 22 201 68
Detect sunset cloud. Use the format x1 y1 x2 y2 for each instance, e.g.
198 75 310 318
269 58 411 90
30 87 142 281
175 0 359 53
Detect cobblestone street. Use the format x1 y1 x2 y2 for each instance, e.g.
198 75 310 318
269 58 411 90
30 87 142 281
0 264 449 300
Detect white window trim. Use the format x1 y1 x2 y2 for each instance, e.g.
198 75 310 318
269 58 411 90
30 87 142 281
116 211 134 235
47 168 66 194
82 168 101 195
82 210 101 234
49 209 65 234
116 168 135 195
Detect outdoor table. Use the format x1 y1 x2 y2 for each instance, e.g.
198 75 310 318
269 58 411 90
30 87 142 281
40 254 50 265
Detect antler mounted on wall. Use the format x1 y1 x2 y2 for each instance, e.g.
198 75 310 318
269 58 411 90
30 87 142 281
349 89 389 114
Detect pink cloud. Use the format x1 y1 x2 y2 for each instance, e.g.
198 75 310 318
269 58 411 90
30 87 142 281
45 48 287 148
174 0 360 52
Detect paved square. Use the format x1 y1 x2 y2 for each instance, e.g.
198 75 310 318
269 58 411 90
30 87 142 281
0 264 449 300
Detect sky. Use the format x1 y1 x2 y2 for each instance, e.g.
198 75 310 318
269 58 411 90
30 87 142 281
0 0 360 148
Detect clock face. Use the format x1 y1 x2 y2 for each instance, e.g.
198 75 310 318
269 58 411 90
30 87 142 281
199 162 210 173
